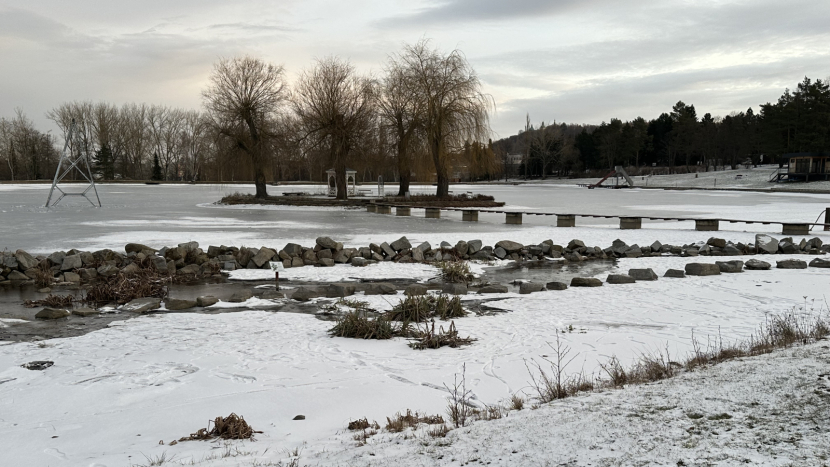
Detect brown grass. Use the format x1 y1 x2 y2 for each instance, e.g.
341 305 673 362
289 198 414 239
385 409 445 432
83 269 169 305
409 321 475 350
328 310 397 340
438 261 474 284
179 413 261 442
388 294 467 322
23 294 75 308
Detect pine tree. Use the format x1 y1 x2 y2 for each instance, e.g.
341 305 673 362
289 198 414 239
151 153 163 181
93 144 114 180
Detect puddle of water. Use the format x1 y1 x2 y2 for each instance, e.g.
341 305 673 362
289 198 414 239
482 259 616 291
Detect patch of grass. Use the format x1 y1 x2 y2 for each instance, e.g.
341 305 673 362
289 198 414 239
438 261 474 284
328 311 397 340
179 413 261 442
83 269 169 305
388 294 467 322
409 321 475 350
23 294 75 308
347 418 379 431
707 413 733 420
509 394 525 411
385 409 445 432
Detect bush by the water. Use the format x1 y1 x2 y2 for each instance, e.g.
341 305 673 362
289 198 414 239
328 310 398 340
438 261 474 283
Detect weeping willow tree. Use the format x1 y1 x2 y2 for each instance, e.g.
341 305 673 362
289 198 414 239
202 56 289 198
399 40 493 198
292 56 376 200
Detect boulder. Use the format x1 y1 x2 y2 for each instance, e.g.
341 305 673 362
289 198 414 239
546 281 568 290
495 240 523 254
567 239 585 250
283 243 304 257
723 245 743 256
252 247 277 267
610 239 628 256
165 298 197 311
71 307 99 317
149 255 168 272
380 242 396 258
47 251 66 267
494 247 508 260
442 283 467 295
415 241 432 253
390 237 412 252
63 272 81 283
326 284 356 298
650 241 663 253
624 248 643 258
455 241 469 256
96 264 119 277
7 270 29 281
14 250 38 270
291 257 304 268
412 249 425 262
478 284 508 294
316 236 338 250
570 277 602 287
178 241 199 253
1 254 18 269
716 260 744 273
519 282 546 294
122 298 162 313
628 268 658 281
196 296 219 307
779 241 799 254
777 259 807 269
607 274 636 284
364 283 397 295
404 284 428 296
467 240 482 254
261 290 285 299
707 238 726 248
755 234 779 254
177 264 201 275
122 263 141 275
36 307 70 319
351 257 367 267
808 258 830 268
228 289 254 302
664 269 686 278
745 259 771 270
291 286 326 301
470 250 493 261
61 254 82 271
125 243 155 254
684 263 721 276
317 258 334 267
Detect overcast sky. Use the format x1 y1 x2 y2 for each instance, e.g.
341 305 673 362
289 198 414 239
1 0 828 138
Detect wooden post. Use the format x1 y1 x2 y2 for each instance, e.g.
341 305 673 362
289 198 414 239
275 271 279 290
396 206 411 216
557 215 576 227
825 207 829 231
425 208 441 218
462 210 479 222
695 219 719 231
620 217 642 230
505 212 522 224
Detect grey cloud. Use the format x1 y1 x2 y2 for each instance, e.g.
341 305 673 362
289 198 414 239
379 0 601 26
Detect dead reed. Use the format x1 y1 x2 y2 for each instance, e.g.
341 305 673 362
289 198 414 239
388 294 467 322
409 321 476 350
83 269 169 305
23 294 75 308
179 413 261 442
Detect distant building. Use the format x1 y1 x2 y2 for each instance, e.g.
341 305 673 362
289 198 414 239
777 153 830 182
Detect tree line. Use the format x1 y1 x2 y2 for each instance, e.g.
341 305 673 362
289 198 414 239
0 40 496 199
493 77 830 178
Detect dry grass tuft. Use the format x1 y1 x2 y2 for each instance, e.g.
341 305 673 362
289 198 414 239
328 310 397 340
179 413 261 442
385 409 445 432
409 321 475 350
347 418 379 431
23 294 75 308
389 294 467 322
83 269 169 305
438 261 474 283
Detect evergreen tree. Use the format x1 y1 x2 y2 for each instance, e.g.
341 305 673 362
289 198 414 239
151 153 163 181
93 143 115 180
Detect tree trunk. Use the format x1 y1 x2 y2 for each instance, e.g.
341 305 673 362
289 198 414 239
254 165 268 198
397 138 410 196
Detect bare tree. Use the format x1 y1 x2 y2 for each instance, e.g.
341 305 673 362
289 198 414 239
399 40 492 197
203 56 289 198
292 56 376 199
379 56 422 196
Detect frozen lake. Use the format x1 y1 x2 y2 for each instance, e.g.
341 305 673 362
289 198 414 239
1 182 829 254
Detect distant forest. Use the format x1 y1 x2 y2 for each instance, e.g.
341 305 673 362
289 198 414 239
1 75 828 182
493 76 830 178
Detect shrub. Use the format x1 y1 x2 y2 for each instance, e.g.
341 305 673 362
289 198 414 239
438 261 474 284
409 321 475 350
388 294 467 322
329 310 396 340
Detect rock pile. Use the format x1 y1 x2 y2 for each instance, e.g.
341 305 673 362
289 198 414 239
1 233 828 288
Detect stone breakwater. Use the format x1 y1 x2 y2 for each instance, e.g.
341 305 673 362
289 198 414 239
1 234 828 288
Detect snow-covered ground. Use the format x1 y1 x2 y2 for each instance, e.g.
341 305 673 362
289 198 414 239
1 254 828 466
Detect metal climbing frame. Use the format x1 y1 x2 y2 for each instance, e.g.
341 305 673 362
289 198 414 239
45 119 101 208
